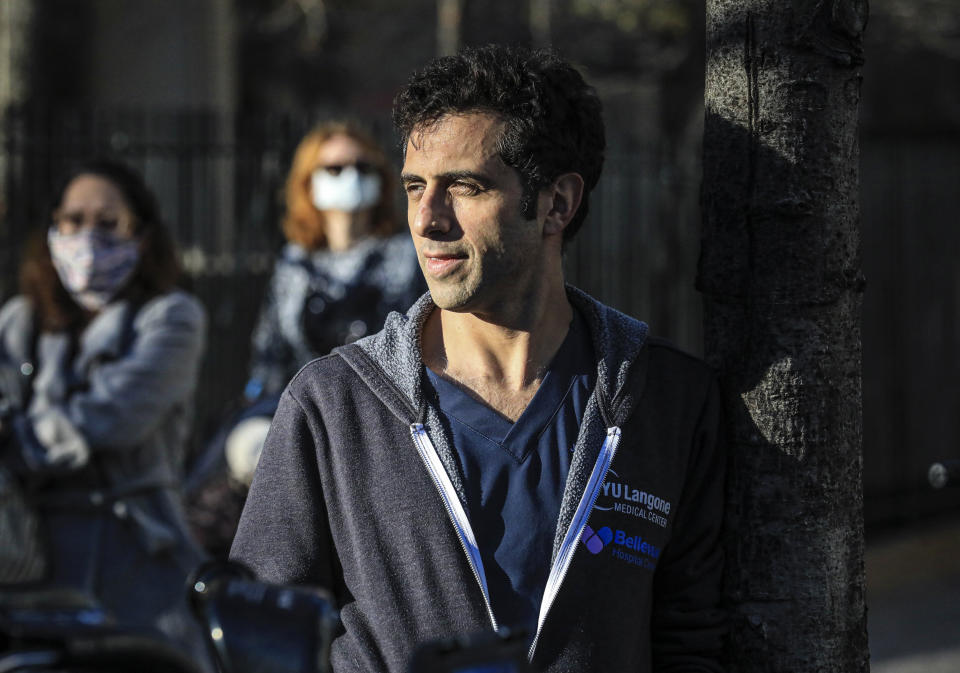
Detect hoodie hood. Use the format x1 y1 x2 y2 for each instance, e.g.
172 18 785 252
337 285 649 562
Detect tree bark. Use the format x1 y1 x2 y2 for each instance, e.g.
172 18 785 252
700 0 869 670
0 0 33 300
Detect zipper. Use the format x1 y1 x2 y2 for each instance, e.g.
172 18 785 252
409 423 499 631
527 426 622 661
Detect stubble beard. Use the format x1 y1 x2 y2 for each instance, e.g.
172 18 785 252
425 244 536 319
423 257 485 312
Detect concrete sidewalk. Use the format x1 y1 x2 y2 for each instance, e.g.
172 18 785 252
867 515 960 672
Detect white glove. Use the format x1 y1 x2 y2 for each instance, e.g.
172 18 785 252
31 407 91 470
224 416 272 487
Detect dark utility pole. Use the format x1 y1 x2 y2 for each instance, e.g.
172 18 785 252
437 0 463 56
700 0 870 670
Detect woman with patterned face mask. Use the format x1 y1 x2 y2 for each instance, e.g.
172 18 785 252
183 121 424 558
47 179 143 313
0 159 213 669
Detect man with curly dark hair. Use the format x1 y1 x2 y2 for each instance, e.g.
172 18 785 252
392 44 605 244
232 44 726 673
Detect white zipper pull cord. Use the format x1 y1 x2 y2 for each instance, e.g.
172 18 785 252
528 426 622 661
409 423 498 631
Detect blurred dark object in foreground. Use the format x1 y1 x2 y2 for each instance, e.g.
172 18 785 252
190 560 339 673
0 590 206 673
408 627 534 673
1 561 340 673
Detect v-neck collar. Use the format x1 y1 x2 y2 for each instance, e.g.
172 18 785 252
426 310 591 463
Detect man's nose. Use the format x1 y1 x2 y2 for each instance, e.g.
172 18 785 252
411 186 454 238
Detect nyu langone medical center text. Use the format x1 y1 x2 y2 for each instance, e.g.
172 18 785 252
594 470 672 528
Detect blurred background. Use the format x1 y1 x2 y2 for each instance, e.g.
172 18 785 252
0 1 957 669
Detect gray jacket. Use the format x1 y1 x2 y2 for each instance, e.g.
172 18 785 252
232 288 726 672
0 291 211 666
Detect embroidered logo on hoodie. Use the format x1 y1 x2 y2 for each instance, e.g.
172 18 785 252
581 525 613 554
594 469 672 528
581 523 662 572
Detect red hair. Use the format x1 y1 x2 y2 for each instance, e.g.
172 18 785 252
283 121 397 251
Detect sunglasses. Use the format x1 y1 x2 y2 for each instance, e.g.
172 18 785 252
315 161 377 176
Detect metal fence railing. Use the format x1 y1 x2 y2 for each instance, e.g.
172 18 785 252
0 104 702 452
6 106 960 527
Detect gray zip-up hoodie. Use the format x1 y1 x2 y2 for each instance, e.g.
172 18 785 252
231 288 726 673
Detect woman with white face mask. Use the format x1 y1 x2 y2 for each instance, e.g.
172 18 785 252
185 121 423 557
0 159 212 669
247 120 424 396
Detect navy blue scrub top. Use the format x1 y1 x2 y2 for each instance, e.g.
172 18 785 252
424 309 595 630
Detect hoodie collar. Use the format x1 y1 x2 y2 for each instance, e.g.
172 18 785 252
342 286 649 554
349 285 649 426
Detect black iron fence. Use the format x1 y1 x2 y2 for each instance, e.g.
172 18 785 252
5 106 960 526
1 105 702 453
860 135 960 525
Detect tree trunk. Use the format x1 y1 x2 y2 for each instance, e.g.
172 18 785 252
700 0 870 670
0 0 33 300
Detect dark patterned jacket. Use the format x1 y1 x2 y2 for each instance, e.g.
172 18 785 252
247 234 424 398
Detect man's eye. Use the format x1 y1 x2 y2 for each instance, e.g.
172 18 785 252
451 182 481 196
404 183 424 199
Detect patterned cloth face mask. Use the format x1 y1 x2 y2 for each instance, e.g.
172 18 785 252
47 227 141 311
310 165 382 213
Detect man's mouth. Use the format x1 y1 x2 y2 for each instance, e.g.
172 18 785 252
422 250 467 277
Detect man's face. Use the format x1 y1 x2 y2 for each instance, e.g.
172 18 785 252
401 112 549 316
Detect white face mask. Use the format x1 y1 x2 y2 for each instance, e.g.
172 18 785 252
310 166 381 213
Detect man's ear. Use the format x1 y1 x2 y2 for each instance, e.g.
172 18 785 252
540 173 585 236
